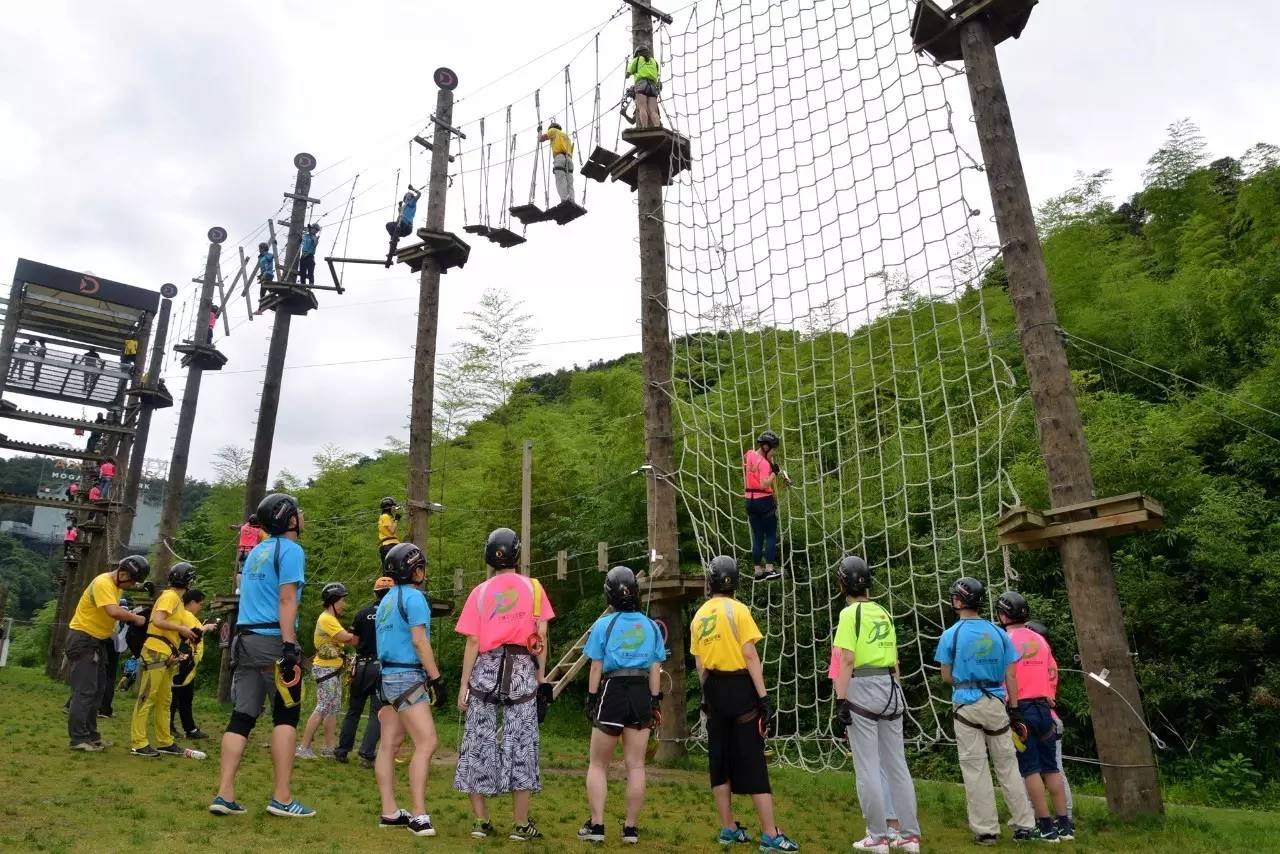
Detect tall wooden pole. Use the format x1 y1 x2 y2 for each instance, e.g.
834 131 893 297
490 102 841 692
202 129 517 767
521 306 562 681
632 7 687 760
244 154 315 517
154 233 223 580
520 440 533 575
115 294 171 552
960 18 1163 816
406 84 456 549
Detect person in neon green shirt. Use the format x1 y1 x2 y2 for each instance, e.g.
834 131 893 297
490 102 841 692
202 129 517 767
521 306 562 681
626 45 662 128
832 556 921 854
538 121 575 204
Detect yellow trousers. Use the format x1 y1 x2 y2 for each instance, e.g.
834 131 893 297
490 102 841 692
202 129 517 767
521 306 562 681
130 650 174 749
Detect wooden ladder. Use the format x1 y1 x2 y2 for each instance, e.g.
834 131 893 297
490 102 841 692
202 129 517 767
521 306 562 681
546 609 608 698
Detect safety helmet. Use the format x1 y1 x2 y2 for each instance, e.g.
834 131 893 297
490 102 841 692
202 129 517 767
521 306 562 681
168 562 197 589
949 576 986 610
757 430 780 449
1025 619 1050 639
996 590 1030 624
373 576 395 593
548 121 562 131
383 542 427 584
256 493 300 536
484 527 520 570
604 566 640 612
258 242 269 252
117 555 150 583
835 555 872 597
306 222 320 232
380 497 398 511
321 582 349 607
706 555 739 594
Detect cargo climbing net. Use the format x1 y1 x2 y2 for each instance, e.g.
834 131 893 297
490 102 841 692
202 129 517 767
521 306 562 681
660 0 1018 769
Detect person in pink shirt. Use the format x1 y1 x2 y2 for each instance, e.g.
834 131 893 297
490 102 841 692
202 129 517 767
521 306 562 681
63 524 78 556
997 592 1074 842
207 306 220 345
743 431 790 582
227 514 266 594
98 458 116 499
453 527 555 841
1025 619 1072 823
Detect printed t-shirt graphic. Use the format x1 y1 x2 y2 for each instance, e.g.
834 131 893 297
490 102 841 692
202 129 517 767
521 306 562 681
934 618 1019 704
689 598 762 671
455 573 555 651
1007 625 1057 701
585 612 667 673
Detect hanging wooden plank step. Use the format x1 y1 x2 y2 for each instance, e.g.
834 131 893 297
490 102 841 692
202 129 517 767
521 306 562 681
581 146 621 182
546 200 587 225
486 227 527 248
509 204 551 226
997 492 1164 550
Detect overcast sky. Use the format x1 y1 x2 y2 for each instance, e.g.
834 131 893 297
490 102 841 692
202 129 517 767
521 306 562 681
1 0 1277 485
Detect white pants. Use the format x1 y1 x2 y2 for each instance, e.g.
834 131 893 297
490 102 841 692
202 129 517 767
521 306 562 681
953 695 1035 836
844 675 919 837
552 153 573 203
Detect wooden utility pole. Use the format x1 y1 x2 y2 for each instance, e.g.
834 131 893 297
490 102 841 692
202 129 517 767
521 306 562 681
154 232 223 579
520 440 533 574
244 154 316 517
115 292 172 552
955 14 1163 815
406 75 458 548
631 4 687 760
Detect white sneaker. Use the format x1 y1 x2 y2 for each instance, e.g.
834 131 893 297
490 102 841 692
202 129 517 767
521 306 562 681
295 746 317 759
890 834 921 853
852 836 890 854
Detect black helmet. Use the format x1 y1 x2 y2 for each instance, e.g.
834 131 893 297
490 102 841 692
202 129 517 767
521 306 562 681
757 430 779 449
168 562 197 589
548 121 562 131
256 493 300 536
118 555 150 583
836 555 872 597
1025 619 1050 639
604 566 640 612
996 590 1030 624
248 514 259 525
383 542 426 584
485 527 520 570
949 576 986 610
706 555 739 594
380 497 398 511
321 582 349 607
258 241 269 252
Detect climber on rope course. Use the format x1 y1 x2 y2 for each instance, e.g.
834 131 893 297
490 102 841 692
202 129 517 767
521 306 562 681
743 431 789 582
256 242 275 284
385 185 422 262
625 45 661 129
537 119 575 205
299 223 321 286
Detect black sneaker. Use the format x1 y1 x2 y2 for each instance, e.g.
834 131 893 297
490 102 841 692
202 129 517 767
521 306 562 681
1055 817 1074 841
622 825 639 844
510 821 543 841
156 743 185 756
359 756 375 769
186 728 209 740
333 752 349 764
409 815 436 837
577 820 605 842
974 834 999 846
131 745 160 758
1012 828 1033 842
471 819 496 838
380 809 411 829
753 568 782 582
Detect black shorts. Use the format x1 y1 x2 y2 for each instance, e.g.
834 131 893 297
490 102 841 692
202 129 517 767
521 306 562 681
704 671 770 794
592 675 652 736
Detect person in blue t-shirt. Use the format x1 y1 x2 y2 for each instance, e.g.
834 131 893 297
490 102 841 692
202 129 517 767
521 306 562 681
373 542 446 836
256 242 275 284
211 493 315 820
933 577 1034 844
386 187 421 240
578 567 667 845
299 224 320 286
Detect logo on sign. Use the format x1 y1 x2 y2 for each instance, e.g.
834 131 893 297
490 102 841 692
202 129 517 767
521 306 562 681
79 275 100 295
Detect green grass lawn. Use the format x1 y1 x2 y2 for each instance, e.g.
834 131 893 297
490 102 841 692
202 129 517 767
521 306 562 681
1 665 1276 853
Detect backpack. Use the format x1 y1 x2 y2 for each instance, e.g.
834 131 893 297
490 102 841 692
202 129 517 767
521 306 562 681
124 606 179 657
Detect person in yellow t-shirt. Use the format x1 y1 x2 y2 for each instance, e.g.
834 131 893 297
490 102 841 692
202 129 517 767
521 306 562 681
170 589 220 740
537 120 575 205
130 562 200 757
66 556 148 751
378 497 401 561
690 556 799 852
298 582 356 759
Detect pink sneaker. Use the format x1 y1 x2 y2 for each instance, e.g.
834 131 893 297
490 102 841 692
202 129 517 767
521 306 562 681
890 834 921 853
852 836 890 854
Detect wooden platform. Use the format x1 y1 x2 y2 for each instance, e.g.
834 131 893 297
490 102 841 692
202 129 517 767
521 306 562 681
0 435 108 463
397 230 471 274
997 492 1164 550
509 204 550 226
174 342 229 371
911 0 1037 63
0 489 85 512
546 200 587 225
486 227 526 249
125 384 174 409
640 573 706 604
0 402 135 436
610 128 693 190
259 283 320 316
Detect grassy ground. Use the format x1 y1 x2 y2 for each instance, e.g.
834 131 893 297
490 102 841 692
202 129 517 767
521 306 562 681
2 666 1277 853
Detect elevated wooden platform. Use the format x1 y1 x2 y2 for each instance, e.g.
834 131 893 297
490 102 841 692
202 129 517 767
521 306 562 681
997 492 1164 550
397 230 471 274
0 402 134 435
0 435 108 463
610 128 693 190
911 0 1037 63
259 282 320 316
125 384 174 409
174 342 229 371
0 490 84 512
640 573 706 604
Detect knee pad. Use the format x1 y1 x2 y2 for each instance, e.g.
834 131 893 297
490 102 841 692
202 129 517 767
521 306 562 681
227 710 257 738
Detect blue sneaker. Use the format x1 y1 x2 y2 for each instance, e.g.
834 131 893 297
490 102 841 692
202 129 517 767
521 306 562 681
208 795 246 816
759 831 800 852
267 798 316 818
719 823 753 845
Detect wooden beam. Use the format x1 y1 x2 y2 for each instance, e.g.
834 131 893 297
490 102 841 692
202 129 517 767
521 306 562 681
556 549 567 581
999 509 1162 549
597 541 608 574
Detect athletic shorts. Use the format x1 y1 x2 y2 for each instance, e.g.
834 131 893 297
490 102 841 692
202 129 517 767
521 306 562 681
312 666 343 715
381 670 430 709
1015 699 1060 777
703 671 771 795
592 675 653 736
230 632 301 728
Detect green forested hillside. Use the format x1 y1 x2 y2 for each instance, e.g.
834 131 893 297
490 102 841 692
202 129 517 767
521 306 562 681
170 127 1280 797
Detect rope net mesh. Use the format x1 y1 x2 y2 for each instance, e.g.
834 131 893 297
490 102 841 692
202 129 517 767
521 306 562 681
659 0 1016 768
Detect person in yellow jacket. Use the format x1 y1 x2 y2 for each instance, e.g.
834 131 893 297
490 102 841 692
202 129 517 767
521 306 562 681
130 562 200 757
538 120 575 205
170 589 219 740
626 45 662 128
379 497 401 561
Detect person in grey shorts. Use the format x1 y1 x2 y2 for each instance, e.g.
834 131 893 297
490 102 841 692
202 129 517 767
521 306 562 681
209 493 314 819
832 556 921 854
